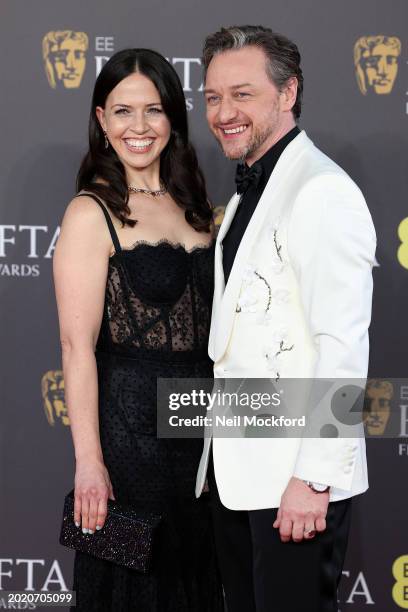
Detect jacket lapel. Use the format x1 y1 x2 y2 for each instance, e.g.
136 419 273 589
213 131 309 362
209 192 241 360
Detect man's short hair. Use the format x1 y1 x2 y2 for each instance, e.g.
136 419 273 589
202 25 303 119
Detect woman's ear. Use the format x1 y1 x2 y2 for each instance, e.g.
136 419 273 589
95 106 107 132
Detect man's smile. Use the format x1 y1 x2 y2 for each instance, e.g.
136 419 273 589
218 124 249 139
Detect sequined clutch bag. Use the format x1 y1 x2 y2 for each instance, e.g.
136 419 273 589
59 490 162 573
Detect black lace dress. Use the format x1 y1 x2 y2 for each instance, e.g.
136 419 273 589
71 194 224 612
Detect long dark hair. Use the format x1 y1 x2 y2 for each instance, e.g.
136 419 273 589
77 48 212 231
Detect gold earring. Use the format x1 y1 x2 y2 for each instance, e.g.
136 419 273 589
103 131 109 149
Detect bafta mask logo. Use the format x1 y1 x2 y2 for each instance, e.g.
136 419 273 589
41 370 70 426
42 31 89 89
363 379 393 436
354 36 401 95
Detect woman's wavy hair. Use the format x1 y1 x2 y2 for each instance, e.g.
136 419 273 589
77 48 212 231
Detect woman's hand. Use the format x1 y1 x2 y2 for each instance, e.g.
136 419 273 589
74 460 115 534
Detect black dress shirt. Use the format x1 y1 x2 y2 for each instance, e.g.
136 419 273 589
222 126 300 283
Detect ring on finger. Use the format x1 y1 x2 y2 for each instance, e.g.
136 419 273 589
304 529 316 537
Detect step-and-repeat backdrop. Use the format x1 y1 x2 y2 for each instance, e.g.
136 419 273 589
1 0 407 609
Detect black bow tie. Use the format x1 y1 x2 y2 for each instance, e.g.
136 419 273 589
235 162 263 195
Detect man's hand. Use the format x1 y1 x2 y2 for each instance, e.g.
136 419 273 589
273 477 329 543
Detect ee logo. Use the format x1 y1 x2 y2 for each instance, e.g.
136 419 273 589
397 218 408 269
392 555 408 608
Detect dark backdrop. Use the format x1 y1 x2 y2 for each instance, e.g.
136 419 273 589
1 1 407 609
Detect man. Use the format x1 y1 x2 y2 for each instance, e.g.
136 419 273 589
195 25 376 611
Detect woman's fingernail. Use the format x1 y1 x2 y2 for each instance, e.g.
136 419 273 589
82 528 88 534
88 529 94 534
75 521 80 528
96 525 102 531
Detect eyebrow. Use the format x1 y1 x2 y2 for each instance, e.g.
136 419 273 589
231 83 253 89
204 83 253 94
111 102 162 109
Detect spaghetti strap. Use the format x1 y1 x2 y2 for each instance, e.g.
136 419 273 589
76 191 121 254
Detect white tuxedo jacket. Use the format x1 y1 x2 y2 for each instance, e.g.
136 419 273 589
196 131 376 510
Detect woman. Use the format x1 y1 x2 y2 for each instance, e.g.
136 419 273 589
54 48 224 611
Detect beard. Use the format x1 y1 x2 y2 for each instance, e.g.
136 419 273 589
216 108 280 161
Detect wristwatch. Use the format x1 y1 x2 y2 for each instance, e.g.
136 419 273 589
303 480 330 493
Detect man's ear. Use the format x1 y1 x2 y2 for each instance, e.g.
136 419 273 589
95 106 107 132
281 77 298 112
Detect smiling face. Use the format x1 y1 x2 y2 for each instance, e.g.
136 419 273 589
96 72 171 174
204 46 296 164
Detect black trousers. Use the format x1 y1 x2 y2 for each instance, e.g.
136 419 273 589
207 452 352 612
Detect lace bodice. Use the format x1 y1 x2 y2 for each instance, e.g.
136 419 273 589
75 193 215 359
97 239 215 357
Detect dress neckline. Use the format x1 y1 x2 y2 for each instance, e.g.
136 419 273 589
110 237 215 259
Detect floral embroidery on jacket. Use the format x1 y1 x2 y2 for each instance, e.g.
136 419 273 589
235 216 295 379
264 329 294 380
236 264 272 314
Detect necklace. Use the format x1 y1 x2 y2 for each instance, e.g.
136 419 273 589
128 181 167 197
